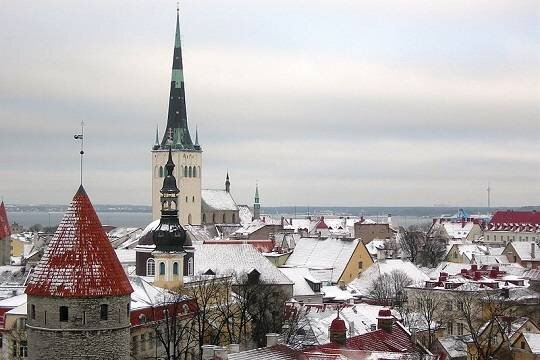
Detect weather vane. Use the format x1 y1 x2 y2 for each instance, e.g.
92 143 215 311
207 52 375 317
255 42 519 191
74 121 84 185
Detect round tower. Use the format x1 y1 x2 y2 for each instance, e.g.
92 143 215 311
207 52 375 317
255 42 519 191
25 186 133 360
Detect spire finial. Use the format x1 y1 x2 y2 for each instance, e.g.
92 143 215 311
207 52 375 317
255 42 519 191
74 121 85 185
195 125 199 146
177 1 180 14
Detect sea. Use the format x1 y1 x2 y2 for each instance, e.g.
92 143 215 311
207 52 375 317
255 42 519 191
6 206 502 229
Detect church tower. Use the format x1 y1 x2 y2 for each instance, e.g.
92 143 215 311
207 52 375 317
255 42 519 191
152 7 202 225
253 183 261 220
152 148 188 289
25 186 133 360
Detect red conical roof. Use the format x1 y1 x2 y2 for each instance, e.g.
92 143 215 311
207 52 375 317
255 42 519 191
0 202 10 239
26 186 133 297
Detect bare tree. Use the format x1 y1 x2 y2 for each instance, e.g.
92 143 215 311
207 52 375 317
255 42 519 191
368 269 413 304
399 225 447 267
399 226 424 264
281 303 319 349
407 290 446 349
452 287 516 360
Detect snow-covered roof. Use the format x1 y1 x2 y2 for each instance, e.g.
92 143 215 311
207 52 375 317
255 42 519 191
350 259 429 296
194 243 292 285
321 285 354 302
437 336 469 358
365 239 386 256
202 189 238 211
6 303 27 316
472 255 509 265
238 205 253 226
0 293 27 308
285 237 360 284
438 222 475 239
428 261 527 278
115 249 136 265
129 276 167 310
279 267 319 297
506 241 540 261
522 333 540 354
301 303 399 345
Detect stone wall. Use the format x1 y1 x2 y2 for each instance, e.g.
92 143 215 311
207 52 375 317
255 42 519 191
27 295 131 360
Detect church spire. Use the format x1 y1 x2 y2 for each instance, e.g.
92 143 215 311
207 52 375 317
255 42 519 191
159 6 194 150
253 182 261 220
225 171 230 193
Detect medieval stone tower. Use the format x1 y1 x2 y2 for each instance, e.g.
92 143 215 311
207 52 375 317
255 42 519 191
25 185 133 360
152 8 202 225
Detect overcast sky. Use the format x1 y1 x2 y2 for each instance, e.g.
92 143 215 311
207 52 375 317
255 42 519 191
0 0 539 207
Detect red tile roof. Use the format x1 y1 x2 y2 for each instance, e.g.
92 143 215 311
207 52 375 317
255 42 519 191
26 186 133 298
310 322 416 353
490 211 540 226
0 202 11 239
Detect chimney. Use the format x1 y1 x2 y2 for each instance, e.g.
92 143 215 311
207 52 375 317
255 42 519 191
214 347 228 360
329 315 347 344
281 216 284 227
532 242 536 259
377 309 393 332
201 345 217 360
228 344 240 354
266 333 279 347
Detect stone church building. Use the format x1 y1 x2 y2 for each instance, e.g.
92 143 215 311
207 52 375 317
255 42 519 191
151 9 240 226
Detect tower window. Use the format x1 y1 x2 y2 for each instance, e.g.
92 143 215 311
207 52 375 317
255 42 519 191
188 214 192 224
223 213 227 223
184 166 188 177
173 262 179 275
100 304 108 321
31 304 35 319
59 306 68 322
193 167 197 177
146 258 155 276
188 166 192 177
192 196 195 202
212 213 216 223
127 303 130 317
185 196 188 202
159 166 164 177
159 262 166 275
202 213 206 223
188 258 194 276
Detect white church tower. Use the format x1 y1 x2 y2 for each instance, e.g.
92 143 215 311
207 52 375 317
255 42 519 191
152 8 202 225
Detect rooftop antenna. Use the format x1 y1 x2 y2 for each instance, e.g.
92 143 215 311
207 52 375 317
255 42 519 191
487 181 491 210
74 121 84 185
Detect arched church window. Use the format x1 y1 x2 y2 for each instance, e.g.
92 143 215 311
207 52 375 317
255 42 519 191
188 166 192 177
159 166 164 177
188 258 194 276
192 196 195 203
159 262 165 275
173 262 179 275
188 214 192 224
223 213 226 223
146 258 155 276
184 166 188 177
193 167 197 177
212 213 216 223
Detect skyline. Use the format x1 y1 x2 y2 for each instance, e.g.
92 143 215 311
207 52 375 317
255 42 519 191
0 0 539 207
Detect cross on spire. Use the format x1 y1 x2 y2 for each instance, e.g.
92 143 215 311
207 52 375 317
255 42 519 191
74 121 85 185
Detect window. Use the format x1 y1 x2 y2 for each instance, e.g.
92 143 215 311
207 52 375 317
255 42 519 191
132 336 138 354
159 262 166 275
127 303 130 317
19 341 27 358
188 167 192 177
185 196 188 203
447 322 453 335
31 304 35 319
173 262 179 275
358 261 363 269
184 166 188 177
212 213 216 223
223 213 227 223
457 323 464 335
100 304 108 321
188 258 194 276
146 258 156 276
159 166 164 177
232 213 236 223
521 341 526 349
193 167 197 177
44 311 47 325
188 214 192 224
202 213 206 223
59 306 68 322
192 196 195 202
